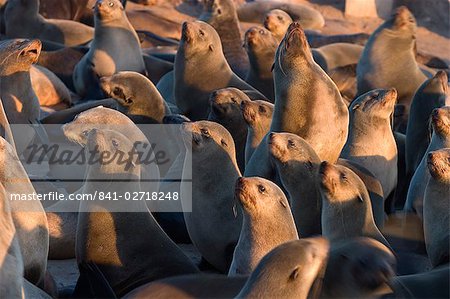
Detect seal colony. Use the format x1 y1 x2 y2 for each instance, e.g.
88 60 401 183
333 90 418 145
0 0 448 298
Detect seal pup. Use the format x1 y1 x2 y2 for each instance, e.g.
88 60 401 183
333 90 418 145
243 26 278 101
180 121 242 272
73 0 146 100
99 71 168 123
356 6 427 131
236 237 329 298
245 22 348 180
423 149 450 267
207 88 250 172
75 129 199 297
318 161 390 248
322 237 396 299
0 136 49 287
405 71 449 177
229 176 298 275
237 1 325 30
268 132 322 237
241 100 274 165
4 0 94 47
405 106 450 217
0 39 41 155
174 21 265 121
341 88 398 202
199 0 249 78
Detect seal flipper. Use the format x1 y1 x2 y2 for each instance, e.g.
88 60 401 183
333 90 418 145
72 262 117 299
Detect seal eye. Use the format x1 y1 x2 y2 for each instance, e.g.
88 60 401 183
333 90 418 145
341 173 347 181
230 97 237 104
200 128 210 137
258 185 266 193
217 8 222 15
108 1 114 7
277 16 283 21
82 130 89 137
112 139 119 148
288 140 295 148
289 267 300 280
258 106 266 114
113 87 123 97
199 30 205 37
259 29 264 35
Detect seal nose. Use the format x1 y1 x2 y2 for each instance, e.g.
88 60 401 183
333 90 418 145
268 132 276 144
319 161 332 175
240 100 248 110
235 177 246 191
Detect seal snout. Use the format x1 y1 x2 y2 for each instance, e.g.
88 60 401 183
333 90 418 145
319 161 338 193
235 177 258 209
241 101 255 124
20 39 42 62
427 149 450 180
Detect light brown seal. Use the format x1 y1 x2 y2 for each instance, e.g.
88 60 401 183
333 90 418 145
268 132 322 237
405 106 450 217
241 99 274 165
405 71 449 178
322 237 396 299
237 1 325 30
423 148 450 267
199 0 249 78
174 21 266 120
318 161 391 249
229 176 298 275
5 0 94 46
0 136 49 287
73 0 146 100
357 6 427 132
0 39 41 155
341 88 398 203
245 22 348 180
243 26 278 101
207 88 250 172
75 128 199 297
180 121 242 273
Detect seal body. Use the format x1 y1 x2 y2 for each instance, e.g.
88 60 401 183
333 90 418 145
405 106 450 217
229 177 298 275
73 0 146 100
356 6 427 131
341 88 398 202
423 149 450 267
5 0 94 46
174 21 265 121
180 121 242 272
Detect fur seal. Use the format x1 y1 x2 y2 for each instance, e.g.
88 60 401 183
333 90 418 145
0 136 49 287
268 132 322 237
312 43 364 73
322 237 396 298
245 22 348 180
30 65 72 108
0 39 41 155
37 45 88 92
229 176 298 275
236 237 329 298
241 99 273 165
207 88 250 172
405 71 449 177
99 71 168 123
199 0 249 78
243 26 278 101
5 0 94 46
318 161 390 248
237 1 325 30
75 128 199 297
125 237 329 298
356 6 427 132
174 21 266 120
263 8 369 47
73 0 146 100
180 121 242 273
405 106 450 217
423 148 450 267
341 88 398 202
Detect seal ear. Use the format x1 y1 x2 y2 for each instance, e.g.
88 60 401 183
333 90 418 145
209 44 214 52
279 199 288 208
357 195 364 202
290 267 300 280
221 139 228 147
270 63 275 72
352 103 360 111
